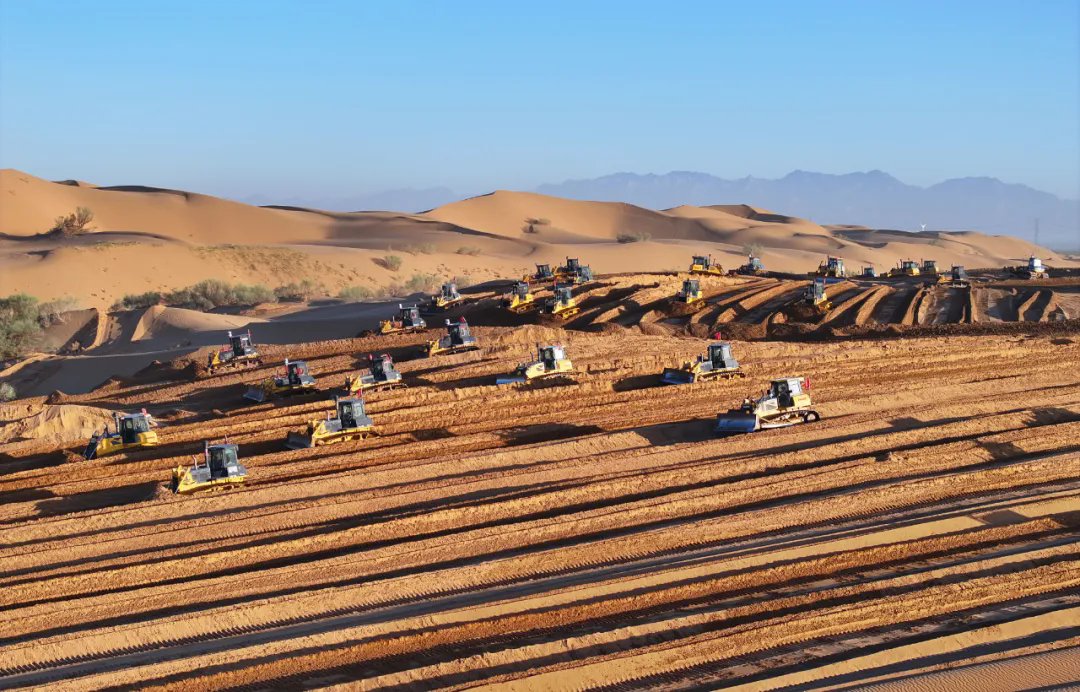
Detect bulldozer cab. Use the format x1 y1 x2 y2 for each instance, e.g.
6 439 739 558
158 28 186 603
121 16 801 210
207 443 240 479
769 378 803 406
119 413 151 444
565 257 581 272
747 256 763 271
827 257 844 274
447 318 471 343
539 345 563 370
400 304 421 324
513 282 530 298
692 255 710 268
337 398 367 429
535 264 552 279
901 260 919 272
285 360 309 385
708 342 733 366
228 330 253 357
922 259 938 274
806 279 827 304
682 279 700 294
952 265 967 280
554 286 573 305
1028 256 1044 272
862 266 877 278
369 354 391 378
441 283 459 300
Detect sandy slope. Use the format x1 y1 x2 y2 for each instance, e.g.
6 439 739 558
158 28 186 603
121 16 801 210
1 169 1069 310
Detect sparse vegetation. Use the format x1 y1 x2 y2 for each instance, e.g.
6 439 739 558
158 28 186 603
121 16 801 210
0 293 79 359
386 272 442 297
452 275 476 288
403 242 436 255
49 206 95 235
456 246 482 256
0 382 16 401
617 230 652 243
337 285 376 302
377 255 403 271
114 280 275 311
273 279 323 303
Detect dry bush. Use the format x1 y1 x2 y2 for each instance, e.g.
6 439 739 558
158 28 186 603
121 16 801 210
49 206 95 235
617 230 651 243
456 246 482 256
376 255 403 271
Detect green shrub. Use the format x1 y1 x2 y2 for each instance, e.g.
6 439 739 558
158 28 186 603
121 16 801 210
617 230 651 243
116 281 274 311
0 382 16 401
115 291 164 311
0 294 44 359
273 279 322 302
338 285 376 302
377 255 403 271
403 242 436 255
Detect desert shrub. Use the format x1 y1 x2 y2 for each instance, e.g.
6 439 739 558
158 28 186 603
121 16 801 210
617 230 652 243
0 382 16 401
743 242 763 257
36 296 79 326
452 275 476 288
49 206 95 235
116 281 274 311
403 242 436 255
115 291 164 310
377 254 403 271
0 294 45 359
522 223 540 234
456 246 482 256
273 279 322 302
337 285 376 302
405 273 442 293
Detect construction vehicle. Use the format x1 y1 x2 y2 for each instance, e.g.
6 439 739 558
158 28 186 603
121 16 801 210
716 377 820 435
1007 256 1049 280
661 342 744 385
244 358 317 403
286 397 376 449
207 330 261 374
345 353 405 395
425 317 480 356
503 281 537 313
557 257 594 284
890 260 921 277
690 254 725 276
424 282 464 313
734 255 766 276
543 284 580 320
497 344 574 385
804 278 832 312
83 410 159 459
379 304 427 335
171 441 247 494
526 263 555 284
862 266 878 278
811 256 847 279
950 265 970 288
921 259 940 276
673 278 705 309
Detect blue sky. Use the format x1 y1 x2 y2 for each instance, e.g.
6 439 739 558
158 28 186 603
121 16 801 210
1 0 1077 199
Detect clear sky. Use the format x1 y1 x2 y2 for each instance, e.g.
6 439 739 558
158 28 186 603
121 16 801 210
1 0 1077 199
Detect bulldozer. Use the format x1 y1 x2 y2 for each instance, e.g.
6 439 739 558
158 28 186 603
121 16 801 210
950 265 970 288
716 377 820 435
207 330 262 374
889 260 921 278
171 441 248 494
661 342 744 385
921 259 940 276
804 278 832 313
286 397 376 449
345 353 405 394
503 281 537 313
497 344 574 385
734 255 766 276
425 317 480 357
379 304 427 335
543 285 580 320
1007 256 1049 280
425 282 463 313
690 254 725 277
244 358 317 403
83 410 159 459
525 263 555 284
556 257 594 284
811 256 847 279
862 265 878 279
672 278 705 311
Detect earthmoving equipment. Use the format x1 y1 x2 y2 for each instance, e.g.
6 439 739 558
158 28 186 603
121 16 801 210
207 330 261 374
674 278 704 307
346 353 405 394
526 263 555 284
661 342 744 385
812 256 847 279
862 265 878 278
557 257 594 284
690 254 725 276
921 259 940 276
543 284 580 320
890 260 921 278
503 281 537 313
243 358 317 403
1008 256 1048 280
286 397 376 449
497 344 574 385
425 317 480 357
171 441 247 494
950 265 970 288
804 278 832 312
734 255 766 276
716 376 820 435
83 410 158 459
425 282 463 312
379 304 427 335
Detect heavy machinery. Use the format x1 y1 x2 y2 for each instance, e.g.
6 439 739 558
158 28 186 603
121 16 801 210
661 342 744 385
83 410 158 459
207 330 261 374
497 344 574 385
690 254 725 277
889 260 921 278
804 278 832 312
503 281 537 313
425 282 463 312
543 285 580 320
950 265 970 288
526 263 555 284
734 255 766 276
286 397 376 449
379 304 427 335
1008 256 1049 279
673 278 704 310
345 353 405 394
862 266 878 278
921 259 940 276
811 256 847 279
425 317 480 356
244 358 317 403
557 257 594 284
716 377 820 435
171 441 248 494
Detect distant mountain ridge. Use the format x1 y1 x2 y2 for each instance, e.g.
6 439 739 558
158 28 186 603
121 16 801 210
536 170 1079 247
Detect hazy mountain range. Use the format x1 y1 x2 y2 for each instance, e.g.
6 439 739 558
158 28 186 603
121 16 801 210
244 170 1080 249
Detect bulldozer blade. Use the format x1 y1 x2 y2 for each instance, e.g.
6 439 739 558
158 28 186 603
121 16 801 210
715 412 759 435
243 387 268 403
496 375 527 385
285 431 313 449
660 368 697 385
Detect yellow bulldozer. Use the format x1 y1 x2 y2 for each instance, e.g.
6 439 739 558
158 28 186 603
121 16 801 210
715 377 820 435
424 282 463 313
172 441 248 494
689 254 725 277
889 260 921 278
425 318 480 357
804 278 832 313
243 359 318 403
345 353 405 395
83 410 159 459
503 281 537 313
674 278 704 307
379 304 427 335
286 397 376 449
497 344 575 385
206 330 262 374
811 256 847 279
543 285 580 320
661 342 744 385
